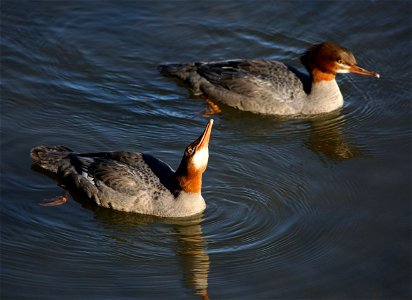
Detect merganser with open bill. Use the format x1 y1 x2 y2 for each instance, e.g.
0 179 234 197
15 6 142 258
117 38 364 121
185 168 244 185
159 41 380 116
31 119 213 218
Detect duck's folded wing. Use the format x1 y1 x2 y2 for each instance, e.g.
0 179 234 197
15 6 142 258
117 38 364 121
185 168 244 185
77 158 145 195
196 60 303 99
69 152 171 196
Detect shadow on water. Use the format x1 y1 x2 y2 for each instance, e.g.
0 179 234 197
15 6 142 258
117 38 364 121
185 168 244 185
31 164 210 300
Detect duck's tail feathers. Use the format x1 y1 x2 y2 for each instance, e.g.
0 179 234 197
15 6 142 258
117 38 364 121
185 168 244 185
30 145 73 173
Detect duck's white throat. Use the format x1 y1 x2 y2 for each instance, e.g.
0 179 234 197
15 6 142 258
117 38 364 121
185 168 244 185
192 147 209 169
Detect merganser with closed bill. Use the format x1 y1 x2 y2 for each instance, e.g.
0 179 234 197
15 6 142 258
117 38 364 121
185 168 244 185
159 41 380 116
30 119 213 218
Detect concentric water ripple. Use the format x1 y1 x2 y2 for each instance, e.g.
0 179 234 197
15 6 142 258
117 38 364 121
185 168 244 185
204 186 285 252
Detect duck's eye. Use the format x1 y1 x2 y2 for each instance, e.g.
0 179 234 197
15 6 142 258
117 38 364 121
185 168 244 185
187 146 194 155
337 59 344 65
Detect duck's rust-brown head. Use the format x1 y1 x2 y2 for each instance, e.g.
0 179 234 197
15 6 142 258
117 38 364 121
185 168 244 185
175 119 213 193
301 41 380 82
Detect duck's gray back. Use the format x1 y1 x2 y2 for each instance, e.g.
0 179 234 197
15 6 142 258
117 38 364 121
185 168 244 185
159 60 307 115
31 146 178 215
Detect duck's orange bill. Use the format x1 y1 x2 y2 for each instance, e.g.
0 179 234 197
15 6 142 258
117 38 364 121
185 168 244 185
350 65 380 78
198 119 213 149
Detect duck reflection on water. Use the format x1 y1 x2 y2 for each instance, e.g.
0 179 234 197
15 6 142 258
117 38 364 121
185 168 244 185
305 111 367 161
88 205 210 300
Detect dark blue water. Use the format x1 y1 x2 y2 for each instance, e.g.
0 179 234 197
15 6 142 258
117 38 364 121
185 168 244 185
1 1 411 299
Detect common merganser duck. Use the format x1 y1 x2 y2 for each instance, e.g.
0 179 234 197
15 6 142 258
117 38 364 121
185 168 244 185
159 41 379 116
31 120 213 217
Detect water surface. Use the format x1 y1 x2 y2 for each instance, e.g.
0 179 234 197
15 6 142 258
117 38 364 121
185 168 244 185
1 1 411 299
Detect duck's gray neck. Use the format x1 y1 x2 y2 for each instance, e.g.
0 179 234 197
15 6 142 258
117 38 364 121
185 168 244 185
302 79 343 115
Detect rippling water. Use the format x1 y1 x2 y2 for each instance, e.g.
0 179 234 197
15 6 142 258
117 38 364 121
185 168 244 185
1 1 411 299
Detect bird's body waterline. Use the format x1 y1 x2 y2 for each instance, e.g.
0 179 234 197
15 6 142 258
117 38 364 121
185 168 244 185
159 41 379 116
31 120 214 218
